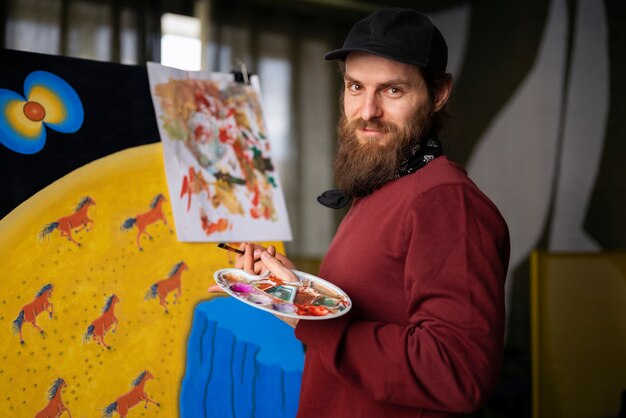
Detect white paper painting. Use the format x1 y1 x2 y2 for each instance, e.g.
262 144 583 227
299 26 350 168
147 63 292 242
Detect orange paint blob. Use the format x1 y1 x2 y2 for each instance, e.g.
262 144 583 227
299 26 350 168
23 101 46 122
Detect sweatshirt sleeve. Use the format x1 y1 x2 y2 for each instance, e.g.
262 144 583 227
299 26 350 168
295 184 510 413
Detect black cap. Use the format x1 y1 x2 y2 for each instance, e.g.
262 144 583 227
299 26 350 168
324 8 448 72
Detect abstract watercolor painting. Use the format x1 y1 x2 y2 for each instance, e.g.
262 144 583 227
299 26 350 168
147 63 292 242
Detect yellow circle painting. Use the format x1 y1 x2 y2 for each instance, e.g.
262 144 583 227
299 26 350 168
0 143 282 417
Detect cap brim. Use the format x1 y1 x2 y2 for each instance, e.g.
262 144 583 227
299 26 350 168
324 46 426 68
324 48 353 61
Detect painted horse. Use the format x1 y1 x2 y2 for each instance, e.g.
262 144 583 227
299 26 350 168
121 194 171 251
34 377 71 418
145 262 188 313
12 283 54 344
85 294 120 349
103 371 159 418
39 196 95 246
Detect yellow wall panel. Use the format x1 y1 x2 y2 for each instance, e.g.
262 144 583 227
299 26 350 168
531 251 626 418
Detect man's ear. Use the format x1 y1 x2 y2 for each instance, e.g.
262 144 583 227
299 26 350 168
433 77 452 113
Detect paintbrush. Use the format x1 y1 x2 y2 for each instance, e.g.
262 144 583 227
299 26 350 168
217 242 245 255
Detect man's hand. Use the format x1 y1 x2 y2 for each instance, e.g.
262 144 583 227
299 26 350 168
207 284 224 293
236 242 297 275
208 241 299 292
259 249 299 282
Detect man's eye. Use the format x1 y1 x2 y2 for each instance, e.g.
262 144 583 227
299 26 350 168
386 87 402 95
348 84 362 92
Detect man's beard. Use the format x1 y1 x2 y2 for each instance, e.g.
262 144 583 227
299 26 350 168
333 103 433 199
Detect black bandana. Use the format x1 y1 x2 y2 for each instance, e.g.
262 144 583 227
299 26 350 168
317 135 443 209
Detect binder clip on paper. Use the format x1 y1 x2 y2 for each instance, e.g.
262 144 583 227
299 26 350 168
233 58 250 84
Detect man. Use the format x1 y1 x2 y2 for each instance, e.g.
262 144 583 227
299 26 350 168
229 8 509 417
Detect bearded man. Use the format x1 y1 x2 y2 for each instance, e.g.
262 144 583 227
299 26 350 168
231 8 510 418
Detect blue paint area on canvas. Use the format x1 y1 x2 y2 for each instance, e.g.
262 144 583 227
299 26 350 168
180 297 304 418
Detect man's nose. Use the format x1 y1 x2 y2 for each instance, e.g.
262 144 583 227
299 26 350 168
361 93 382 121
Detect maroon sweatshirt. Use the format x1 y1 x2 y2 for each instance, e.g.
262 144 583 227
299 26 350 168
295 156 510 418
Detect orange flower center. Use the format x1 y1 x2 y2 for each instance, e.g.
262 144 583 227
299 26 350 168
23 101 46 122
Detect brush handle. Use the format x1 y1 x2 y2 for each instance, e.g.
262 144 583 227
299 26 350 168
218 242 245 255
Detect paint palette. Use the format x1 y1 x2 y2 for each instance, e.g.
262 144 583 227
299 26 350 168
213 268 352 320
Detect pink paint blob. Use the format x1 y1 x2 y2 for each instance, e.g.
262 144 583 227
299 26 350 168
230 282 253 293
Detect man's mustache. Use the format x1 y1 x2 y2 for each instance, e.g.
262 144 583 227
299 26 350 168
348 118 396 133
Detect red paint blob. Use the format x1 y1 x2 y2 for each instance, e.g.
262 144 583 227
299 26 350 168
23 101 46 122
